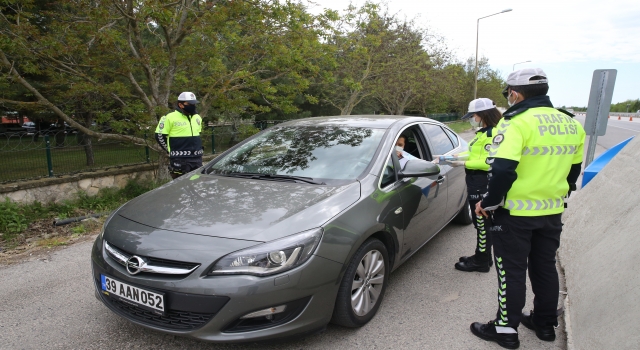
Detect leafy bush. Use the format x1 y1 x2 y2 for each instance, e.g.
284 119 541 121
237 124 260 139
0 199 28 236
0 179 159 240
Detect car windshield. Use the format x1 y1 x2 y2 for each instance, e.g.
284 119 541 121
207 126 385 183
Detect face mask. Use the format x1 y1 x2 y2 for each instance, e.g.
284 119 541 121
507 91 518 107
469 118 482 128
182 104 197 115
395 146 404 153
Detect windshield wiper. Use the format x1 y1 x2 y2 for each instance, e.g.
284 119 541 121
223 172 325 185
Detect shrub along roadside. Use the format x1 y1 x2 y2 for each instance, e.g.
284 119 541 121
0 180 163 249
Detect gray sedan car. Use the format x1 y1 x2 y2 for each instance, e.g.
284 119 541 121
91 116 472 342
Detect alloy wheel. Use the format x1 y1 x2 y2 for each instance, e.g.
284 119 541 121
351 250 385 316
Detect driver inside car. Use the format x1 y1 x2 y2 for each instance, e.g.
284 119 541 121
395 135 418 168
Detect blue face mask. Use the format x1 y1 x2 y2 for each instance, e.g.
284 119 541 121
182 104 197 115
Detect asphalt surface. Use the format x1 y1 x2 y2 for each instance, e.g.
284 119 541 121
0 228 566 350
0 129 566 350
1 118 634 350
574 115 640 155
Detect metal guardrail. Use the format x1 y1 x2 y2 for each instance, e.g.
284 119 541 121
572 112 639 117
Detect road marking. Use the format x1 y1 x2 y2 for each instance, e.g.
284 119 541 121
607 124 640 132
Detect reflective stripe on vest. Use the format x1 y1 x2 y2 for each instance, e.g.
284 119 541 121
522 145 578 156
488 106 586 216
504 198 564 211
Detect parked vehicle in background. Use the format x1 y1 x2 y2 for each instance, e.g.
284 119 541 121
91 115 472 342
21 122 36 134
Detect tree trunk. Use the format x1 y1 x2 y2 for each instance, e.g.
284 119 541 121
157 153 171 181
78 114 95 166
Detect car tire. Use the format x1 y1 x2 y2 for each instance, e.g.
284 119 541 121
331 238 389 328
453 198 473 225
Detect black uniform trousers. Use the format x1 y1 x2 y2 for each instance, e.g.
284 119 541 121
169 157 203 179
489 208 562 329
466 171 492 261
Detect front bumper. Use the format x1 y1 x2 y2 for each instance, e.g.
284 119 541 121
91 238 343 342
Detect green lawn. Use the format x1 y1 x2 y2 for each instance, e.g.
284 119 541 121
446 121 473 134
2 142 158 182
1 131 242 182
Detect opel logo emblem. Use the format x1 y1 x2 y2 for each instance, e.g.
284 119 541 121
126 256 146 275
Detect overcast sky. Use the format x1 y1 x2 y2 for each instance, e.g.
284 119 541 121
307 0 640 108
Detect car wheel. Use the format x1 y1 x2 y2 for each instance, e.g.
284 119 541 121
453 198 473 225
331 238 389 328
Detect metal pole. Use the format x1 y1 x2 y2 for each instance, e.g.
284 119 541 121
45 134 54 177
474 19 480 100
473 9 512 100
513 60 531 71
585 135 598 167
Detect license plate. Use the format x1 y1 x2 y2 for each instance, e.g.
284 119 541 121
101 275 165 315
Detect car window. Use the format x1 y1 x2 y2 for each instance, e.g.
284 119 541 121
423 124 454 155
443 127 459 148
380 156 397 188
207 126 385 182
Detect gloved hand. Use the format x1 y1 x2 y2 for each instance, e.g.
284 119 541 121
449 160 465 167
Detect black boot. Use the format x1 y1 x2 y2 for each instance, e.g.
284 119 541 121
520 311 556 341
459 254 493 266
455 255 492 272
470 321 520 349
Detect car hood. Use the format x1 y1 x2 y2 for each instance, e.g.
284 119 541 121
117 174 361 242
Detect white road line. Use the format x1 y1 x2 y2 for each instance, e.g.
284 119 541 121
607 124 640 132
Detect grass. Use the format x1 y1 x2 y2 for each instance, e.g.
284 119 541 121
0 131 241 182
446 121 473 134
38 237 68 248
0 179 162 247
1 140 157 182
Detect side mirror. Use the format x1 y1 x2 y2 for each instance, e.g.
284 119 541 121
398 159 441 178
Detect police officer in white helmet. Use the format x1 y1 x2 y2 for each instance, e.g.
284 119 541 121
155 92 204 179
469 69 585 348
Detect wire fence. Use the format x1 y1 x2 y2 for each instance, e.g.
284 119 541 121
1 117 457 183
0 121 290 183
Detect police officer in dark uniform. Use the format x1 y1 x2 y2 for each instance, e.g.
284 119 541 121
155 92 204 179
469 69 586 349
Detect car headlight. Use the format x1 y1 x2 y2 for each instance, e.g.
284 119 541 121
208 228 323 276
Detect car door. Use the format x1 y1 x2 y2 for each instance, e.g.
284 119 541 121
420 123 466 224
389 125 447 261
441 125 468 217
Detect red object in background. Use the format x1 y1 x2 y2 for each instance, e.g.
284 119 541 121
1 116 32 124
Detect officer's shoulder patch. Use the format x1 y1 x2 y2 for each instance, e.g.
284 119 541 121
493 134 505 145
159 122 164 130
484 144 491 151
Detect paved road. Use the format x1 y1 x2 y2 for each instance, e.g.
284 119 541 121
574 115 640 154
0 218 565 348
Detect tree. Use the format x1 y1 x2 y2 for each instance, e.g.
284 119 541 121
317 2 398 115
0 0 327 180
370 20 435 115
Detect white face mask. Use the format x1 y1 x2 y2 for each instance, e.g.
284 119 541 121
469 117 482 128
507 91 518 107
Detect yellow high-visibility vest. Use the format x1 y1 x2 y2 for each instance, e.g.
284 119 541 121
489 107 586 216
